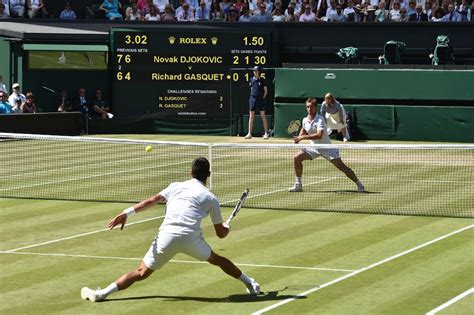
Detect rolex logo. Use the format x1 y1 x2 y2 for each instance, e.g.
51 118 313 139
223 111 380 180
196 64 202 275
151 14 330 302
211 37 218 45
168 36 176 44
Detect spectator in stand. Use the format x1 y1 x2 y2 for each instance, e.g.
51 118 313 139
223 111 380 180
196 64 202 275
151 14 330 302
251 2 271 21
430 0 439 15
440 0 449 13
272 0 283 15
10 0 26 17
375 1 389 21
443 3 462 21
219 0 231 12
125 2 143 20
249 0 258 13
161 4 175 20
1 0 10 17
100 0 123 20
325 0 337 20
409 4 428 20
90 88 112 119
399 7 409 21
210 0 225 20
271 6 285 20
12 99 22 113
188 0 199 11
239 7 252 21
431 6 445 21
72 87 89 113
176 2 194 20
8 83 26 108
57 90 72 112
27 0 47 18
227 5 239 21
0 2 10 18
60 2 77 20
0 75 7 93
22 92 36 114
144 4 160 20
329 4 346 21
469 2 474 21
0 91 13 114
299 4 316 21
343 0 355 16
456 0 469 21
138 0 148 11
316 0 328 19
264 0 274 13
284 5 298 20
195 0 210 20
389 1 402 20
423 0 432 19
406 0 417 15
234 0 244 12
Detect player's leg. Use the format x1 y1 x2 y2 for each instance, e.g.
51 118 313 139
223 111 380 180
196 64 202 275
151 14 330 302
207 251 260 295
81 233 177 302
330 158 365 192
245 111 255 139
289 150 313 192
260 109 269 139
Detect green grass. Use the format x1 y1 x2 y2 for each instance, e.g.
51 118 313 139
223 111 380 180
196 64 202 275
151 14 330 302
0 135 473 314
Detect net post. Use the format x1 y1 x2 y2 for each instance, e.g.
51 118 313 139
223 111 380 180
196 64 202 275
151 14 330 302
208 144 213 190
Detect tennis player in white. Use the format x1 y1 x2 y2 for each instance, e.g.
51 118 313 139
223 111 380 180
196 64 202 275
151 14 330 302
81 157 260 302
289 97 365 193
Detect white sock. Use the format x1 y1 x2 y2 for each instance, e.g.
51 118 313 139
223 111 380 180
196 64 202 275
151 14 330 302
295 177 302 185
239 272 252 285
97 283 118 296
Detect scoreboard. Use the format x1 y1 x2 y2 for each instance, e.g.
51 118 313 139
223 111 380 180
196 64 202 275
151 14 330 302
110 29 273 119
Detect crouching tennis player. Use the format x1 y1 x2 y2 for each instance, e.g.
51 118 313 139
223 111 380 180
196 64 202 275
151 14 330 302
289 97 365 193
81 157 260 302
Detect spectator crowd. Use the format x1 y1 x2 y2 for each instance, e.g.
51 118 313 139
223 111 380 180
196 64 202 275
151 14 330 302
0 0 472 22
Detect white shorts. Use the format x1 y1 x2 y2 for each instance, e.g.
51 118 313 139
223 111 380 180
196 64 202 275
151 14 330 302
143 232 212 270
302 148 340 161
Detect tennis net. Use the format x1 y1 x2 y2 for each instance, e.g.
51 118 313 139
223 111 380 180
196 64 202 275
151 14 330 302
1 133 472 218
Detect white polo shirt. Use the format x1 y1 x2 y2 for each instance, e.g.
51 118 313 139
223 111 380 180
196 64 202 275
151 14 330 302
302 114 331 144
158 178 223 235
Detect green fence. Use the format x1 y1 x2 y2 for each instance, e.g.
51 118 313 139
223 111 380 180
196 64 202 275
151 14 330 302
274 103 474 142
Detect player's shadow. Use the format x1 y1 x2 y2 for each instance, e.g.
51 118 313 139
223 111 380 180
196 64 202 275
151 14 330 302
317 189 380 194
105 287 306 303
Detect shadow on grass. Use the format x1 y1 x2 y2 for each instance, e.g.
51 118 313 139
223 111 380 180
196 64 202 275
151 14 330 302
317 190 381 194
105 287 307 303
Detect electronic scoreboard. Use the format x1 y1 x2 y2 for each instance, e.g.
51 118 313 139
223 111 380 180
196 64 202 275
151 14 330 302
110 29 273 119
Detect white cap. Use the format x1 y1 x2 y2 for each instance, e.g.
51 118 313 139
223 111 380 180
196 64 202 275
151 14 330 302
12 83 20 89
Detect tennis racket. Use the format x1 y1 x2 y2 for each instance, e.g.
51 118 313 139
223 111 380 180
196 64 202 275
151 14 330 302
225 189 249 225
287 119 301 136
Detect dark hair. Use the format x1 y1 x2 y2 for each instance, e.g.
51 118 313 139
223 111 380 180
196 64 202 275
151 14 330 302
306 97 318 106
192 157 210 182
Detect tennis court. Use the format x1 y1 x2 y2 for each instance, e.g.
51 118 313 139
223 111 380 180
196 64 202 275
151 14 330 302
1 134 473 314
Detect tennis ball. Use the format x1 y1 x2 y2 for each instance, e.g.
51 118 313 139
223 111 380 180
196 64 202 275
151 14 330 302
145 146 153 153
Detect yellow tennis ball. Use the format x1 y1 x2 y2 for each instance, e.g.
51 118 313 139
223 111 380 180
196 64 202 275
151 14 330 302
145 146 153 153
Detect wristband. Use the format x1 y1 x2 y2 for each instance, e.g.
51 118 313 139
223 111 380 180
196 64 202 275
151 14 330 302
123 207 135 217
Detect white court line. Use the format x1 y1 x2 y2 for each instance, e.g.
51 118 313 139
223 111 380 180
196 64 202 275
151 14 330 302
252 224 474 315
426 288 474 315
4 215 165 253
0 251 354 272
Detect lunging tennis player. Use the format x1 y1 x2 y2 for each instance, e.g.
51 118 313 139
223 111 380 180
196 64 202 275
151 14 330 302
81 157 260 302
289 97 365 193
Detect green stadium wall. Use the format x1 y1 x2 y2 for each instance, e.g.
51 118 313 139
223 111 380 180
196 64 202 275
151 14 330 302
274 68 474 101
274 103 474 142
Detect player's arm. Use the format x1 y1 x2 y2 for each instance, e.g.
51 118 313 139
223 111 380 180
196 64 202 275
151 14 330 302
294 128 323 143
263 86 268 99
107 193 166 230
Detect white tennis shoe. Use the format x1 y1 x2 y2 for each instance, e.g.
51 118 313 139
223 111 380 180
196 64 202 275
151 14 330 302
357 183 366 193
245 278 260 295
263 133 269 140
81 287 106 302
244 133 252 139
288 183 303 192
